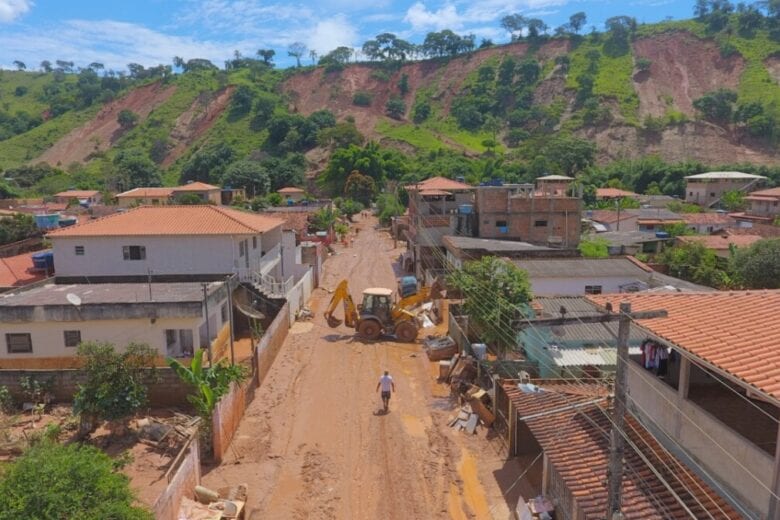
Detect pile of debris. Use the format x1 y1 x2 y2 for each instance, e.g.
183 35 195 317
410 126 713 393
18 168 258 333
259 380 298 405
424 335 457 361
448 385 495 435
136 413 200 450
179 483 248 519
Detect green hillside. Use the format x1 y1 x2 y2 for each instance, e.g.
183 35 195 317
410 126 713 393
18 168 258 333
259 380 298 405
3 7 780 203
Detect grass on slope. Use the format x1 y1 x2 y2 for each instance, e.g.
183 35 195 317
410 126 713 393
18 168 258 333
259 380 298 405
566 38 639 124
0 71 74 116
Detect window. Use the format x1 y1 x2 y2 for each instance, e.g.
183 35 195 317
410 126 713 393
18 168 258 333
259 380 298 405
6 333 32 353
710 192 716 197
495 220 507 228
63 330 81 347
221 303 228 323
534 220 548 227
74 245 85 256
165 329 177 347
252 237 258 249
122 245 146 261
689 192 693 197
239 241 245 257
584 285 603 295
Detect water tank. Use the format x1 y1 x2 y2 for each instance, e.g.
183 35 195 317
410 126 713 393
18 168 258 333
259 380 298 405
655 231 671 239
32 251 54 271
58 216 77 227
458 204 473 214
471 343 487 360
498 226 508 234
34 214 59 230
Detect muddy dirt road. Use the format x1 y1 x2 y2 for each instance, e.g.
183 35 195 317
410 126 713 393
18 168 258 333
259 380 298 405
203 216 521 519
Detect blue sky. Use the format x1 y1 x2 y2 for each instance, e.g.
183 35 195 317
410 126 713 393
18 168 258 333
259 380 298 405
0 0 697 70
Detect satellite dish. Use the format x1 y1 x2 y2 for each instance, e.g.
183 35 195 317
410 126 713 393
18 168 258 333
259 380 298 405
66 293 82 306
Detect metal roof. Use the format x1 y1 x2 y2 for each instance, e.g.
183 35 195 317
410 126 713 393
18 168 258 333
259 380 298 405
684 171 767 180
0 281 223 306
443 235 554 252
511 258 650 278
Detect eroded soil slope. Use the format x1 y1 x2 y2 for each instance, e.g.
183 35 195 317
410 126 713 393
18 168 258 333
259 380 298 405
633 32 744 118
35 82 176 166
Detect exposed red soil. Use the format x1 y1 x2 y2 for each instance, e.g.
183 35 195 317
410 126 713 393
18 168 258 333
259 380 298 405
283 39 569 140
579 120 780 165
34 82 176 167
764 55 780 83
162 86 235 166
632 32 745 118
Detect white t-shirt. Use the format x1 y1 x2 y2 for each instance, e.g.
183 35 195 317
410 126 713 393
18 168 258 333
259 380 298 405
379 374 394 392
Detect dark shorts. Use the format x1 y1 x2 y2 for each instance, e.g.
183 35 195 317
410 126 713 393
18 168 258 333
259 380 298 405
381 391 391 400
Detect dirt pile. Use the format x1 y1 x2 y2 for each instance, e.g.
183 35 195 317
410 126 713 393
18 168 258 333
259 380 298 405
633 32 745 118
34 82 176 167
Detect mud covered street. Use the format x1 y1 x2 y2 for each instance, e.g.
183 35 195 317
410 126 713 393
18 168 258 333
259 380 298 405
203 215 527 519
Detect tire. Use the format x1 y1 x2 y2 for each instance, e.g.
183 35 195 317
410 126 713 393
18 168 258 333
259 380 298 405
395 320 418 343
357 319 382 340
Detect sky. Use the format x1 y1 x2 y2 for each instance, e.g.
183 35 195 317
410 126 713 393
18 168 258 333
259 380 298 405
0 0 699 70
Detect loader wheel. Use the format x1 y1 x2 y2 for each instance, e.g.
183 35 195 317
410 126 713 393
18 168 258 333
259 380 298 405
396 320 418 343
358 319 382 340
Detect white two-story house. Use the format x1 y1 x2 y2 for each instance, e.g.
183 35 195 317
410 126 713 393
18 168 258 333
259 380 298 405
48 205 286 292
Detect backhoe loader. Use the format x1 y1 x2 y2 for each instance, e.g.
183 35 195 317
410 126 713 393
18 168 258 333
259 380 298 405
323 279 442 342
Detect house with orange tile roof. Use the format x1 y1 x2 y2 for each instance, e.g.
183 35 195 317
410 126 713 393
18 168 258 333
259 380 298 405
115 187 175 208
277 186 306 203
500 381 741 519
730 186 780 225
52 190 102 206
587 291 780 517
677 233 763 258
595 187 639 200
0 251 49 291
170 181 221 204
680 211 735 234
46 206 286 290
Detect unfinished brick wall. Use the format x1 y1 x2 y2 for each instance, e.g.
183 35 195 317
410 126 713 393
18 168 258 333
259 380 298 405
152 434 201 520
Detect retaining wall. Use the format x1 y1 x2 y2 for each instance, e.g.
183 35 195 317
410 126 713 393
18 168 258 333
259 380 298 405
151 434 201 520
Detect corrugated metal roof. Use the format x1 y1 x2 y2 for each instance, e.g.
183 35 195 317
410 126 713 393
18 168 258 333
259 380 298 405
685 171 766 180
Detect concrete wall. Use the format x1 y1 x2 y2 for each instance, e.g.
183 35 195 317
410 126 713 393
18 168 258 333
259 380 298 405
52 230 282 279
212 380 253 463
627 360 771 516
117 197 170 208
256 302 290 385
0 367 192 406
152 434 201 520
528 276 642 296
0 316 206 361
286 270 313 323
686 179 759 206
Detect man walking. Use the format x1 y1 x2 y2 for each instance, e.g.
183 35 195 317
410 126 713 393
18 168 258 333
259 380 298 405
376 371 395 412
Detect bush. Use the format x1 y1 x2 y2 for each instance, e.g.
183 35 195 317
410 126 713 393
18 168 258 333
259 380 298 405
643 115 665 133
718 40 739 58
14 86 27 97
385 97 406 120
370 69 391 82
117 109 139 130
412 101 431 124
352 91 372 107
635 58 652 72
0 442 153 519
0 385 14 414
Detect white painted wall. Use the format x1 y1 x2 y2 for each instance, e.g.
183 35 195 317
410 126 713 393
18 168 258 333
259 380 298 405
52 228 283 279
528 276 643 296
1 317 201 358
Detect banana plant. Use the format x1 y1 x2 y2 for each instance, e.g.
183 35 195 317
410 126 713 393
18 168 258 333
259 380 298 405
167 349 216 417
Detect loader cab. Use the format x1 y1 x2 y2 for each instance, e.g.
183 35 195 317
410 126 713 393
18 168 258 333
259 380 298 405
361 288 394 321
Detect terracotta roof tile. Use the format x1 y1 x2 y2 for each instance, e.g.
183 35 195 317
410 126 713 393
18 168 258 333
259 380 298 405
747 187 780 198
257 211 309 234
171 182 220 192
406 176 472 191
588 209 639 224
0 252 47 288
678 234 762 250
596 188 638 199
46 206 284 237
680 213 734 225
115 187 175 198
278 187 305 193
587 291 780 400
54 190 100 198
502 383 739 519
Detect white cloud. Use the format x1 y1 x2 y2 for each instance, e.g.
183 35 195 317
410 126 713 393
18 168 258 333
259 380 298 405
0 19 243 70
304 15 358 54
404 2 463 32
0 0 32 23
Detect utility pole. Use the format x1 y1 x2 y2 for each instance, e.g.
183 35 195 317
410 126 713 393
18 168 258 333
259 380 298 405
202 283 212 366
513 302 667 520
147 269 153 301
606 301 631 519
226 275 235 365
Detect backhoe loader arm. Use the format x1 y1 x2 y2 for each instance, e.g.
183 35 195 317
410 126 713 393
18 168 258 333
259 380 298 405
324 279 359 328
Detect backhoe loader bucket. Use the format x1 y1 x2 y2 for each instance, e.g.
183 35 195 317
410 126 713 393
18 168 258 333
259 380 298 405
326 315 343 328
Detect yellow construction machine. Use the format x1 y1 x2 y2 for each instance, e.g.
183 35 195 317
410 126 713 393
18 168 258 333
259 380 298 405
323 279 442 342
